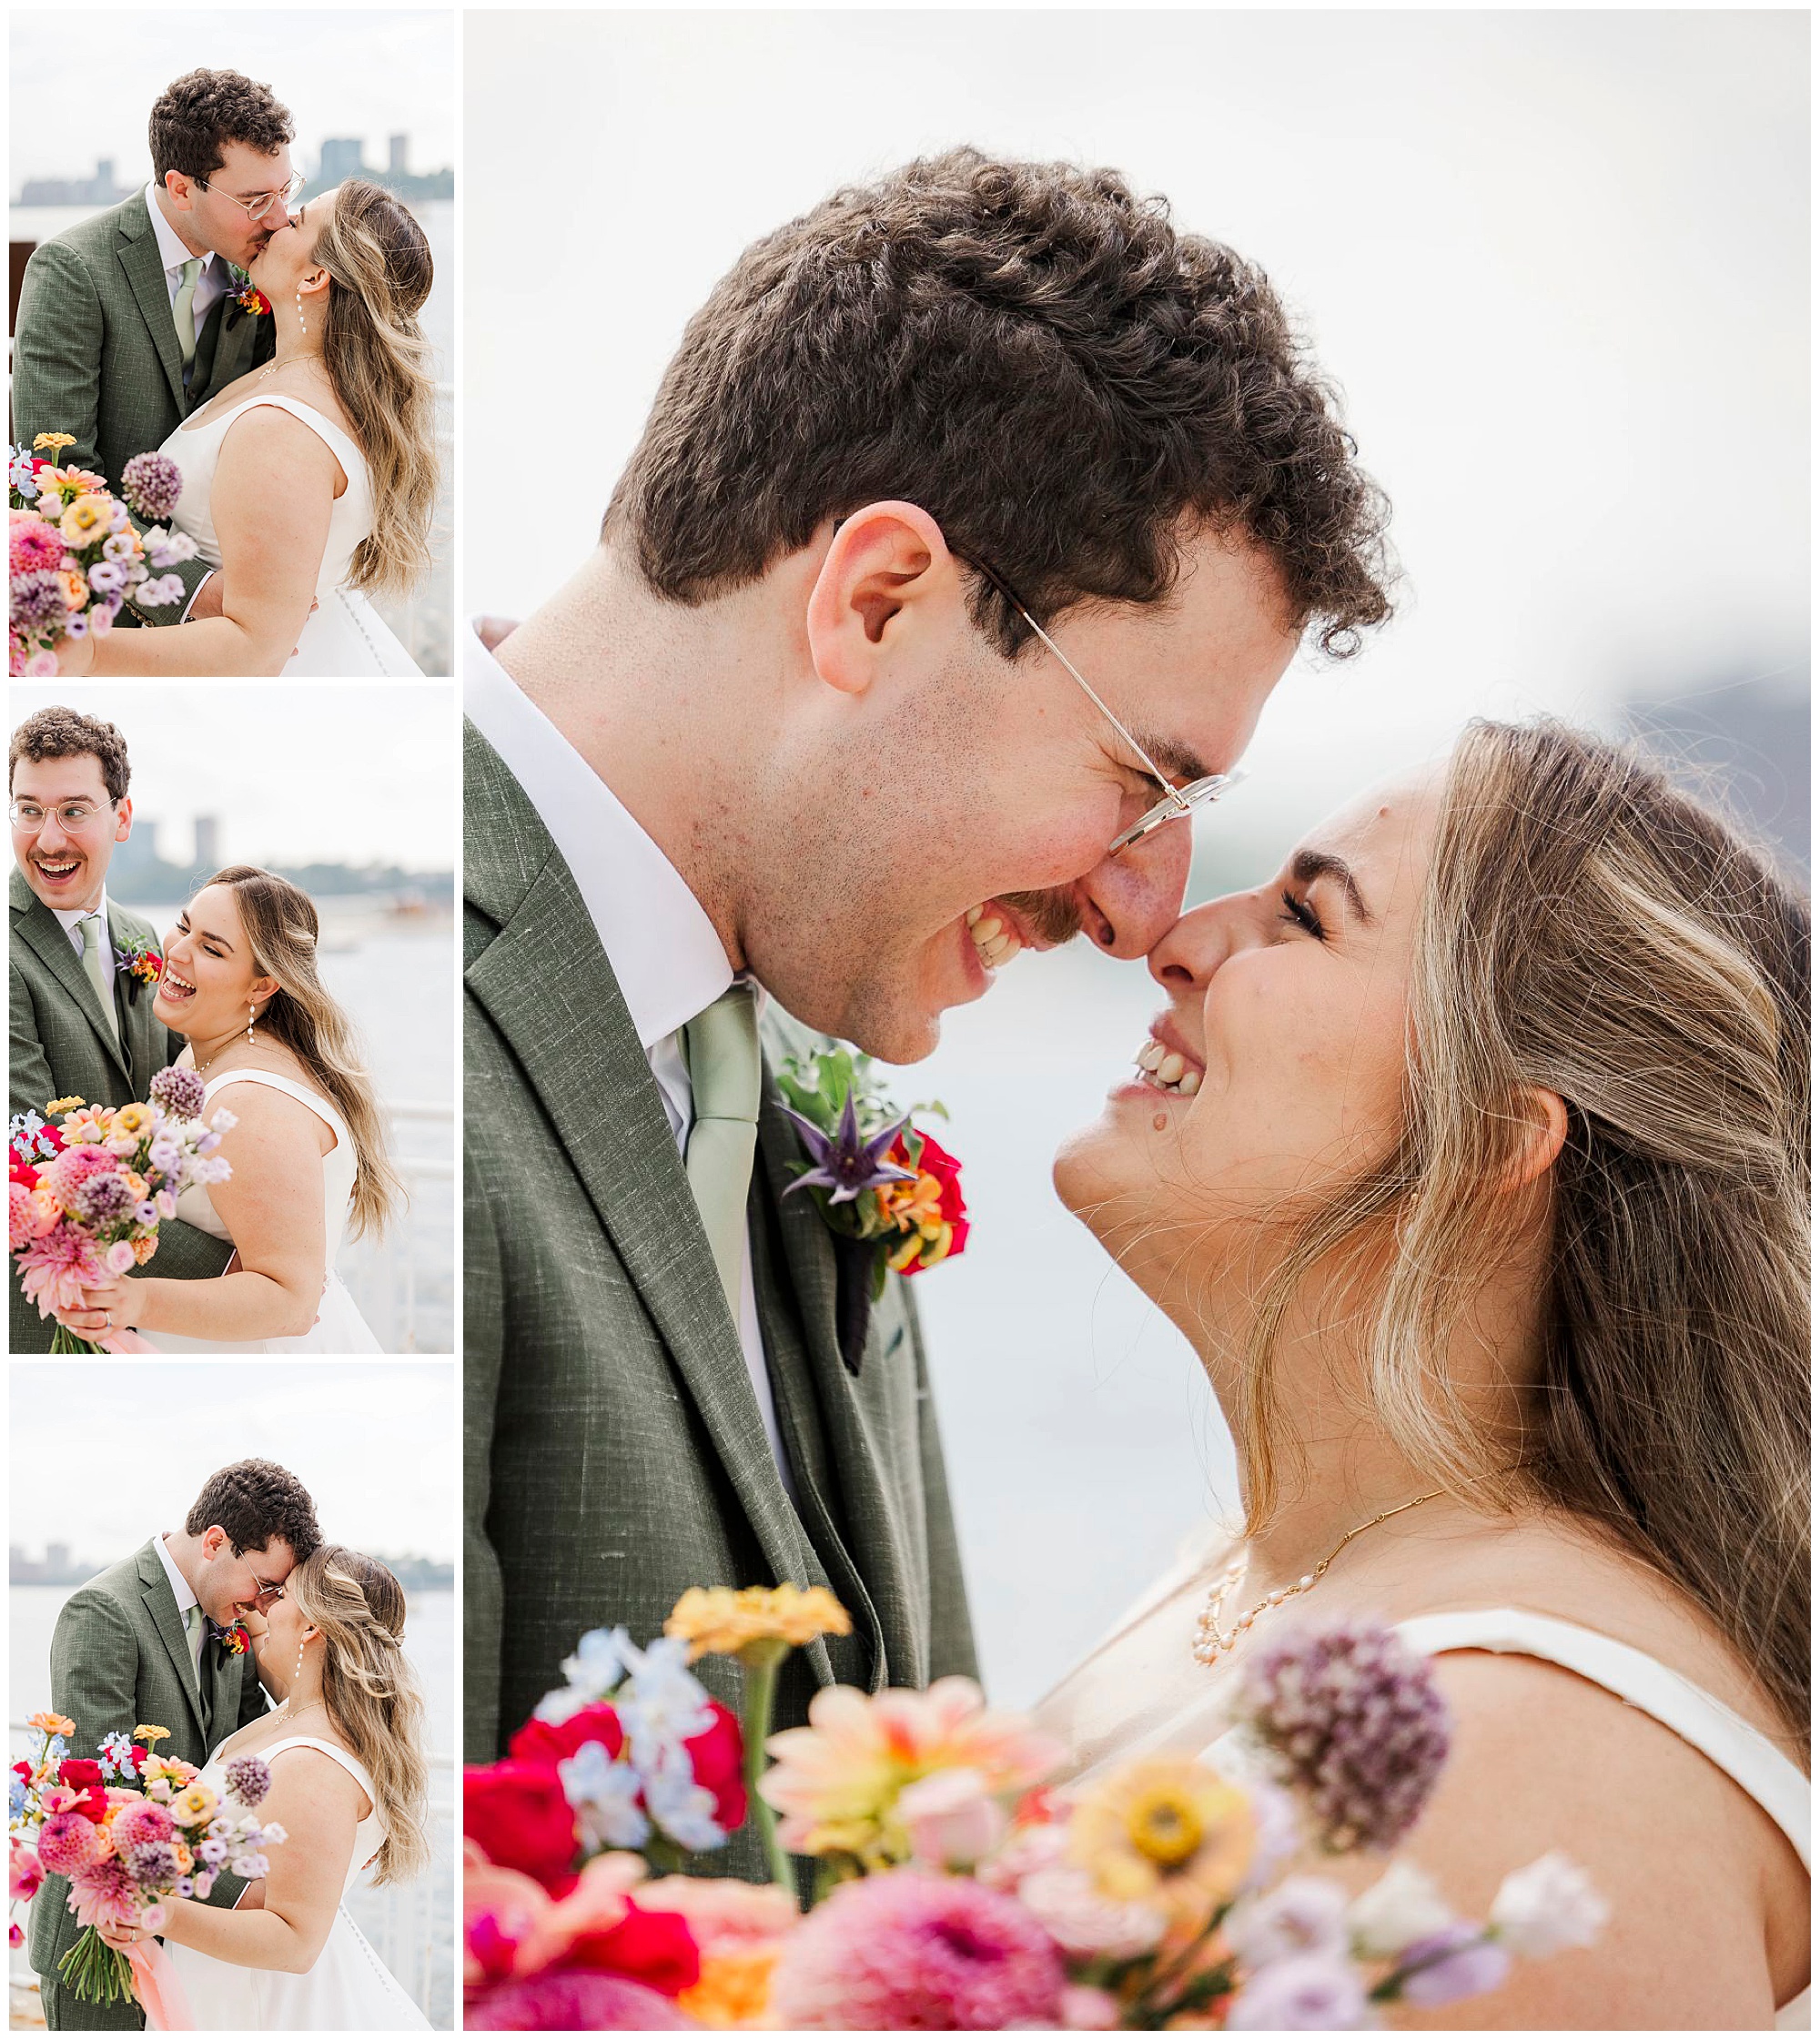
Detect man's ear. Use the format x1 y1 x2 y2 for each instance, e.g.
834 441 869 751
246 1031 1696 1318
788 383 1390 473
803 500 957 697
1505 1086 1569 1189
114 797 133 845
162 171 197 215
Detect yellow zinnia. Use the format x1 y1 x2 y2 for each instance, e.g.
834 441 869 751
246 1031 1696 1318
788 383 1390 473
60 494 112 547
666 1584 852 1662
1068 1756 1256 1927
113 1102 152 1136
172 1782 217 1825
33 432 76 454
134 1724 171 1747
45 1096 85 1116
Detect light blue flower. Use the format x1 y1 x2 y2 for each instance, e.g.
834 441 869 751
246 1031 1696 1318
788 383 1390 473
9 1776 26 1818
559 1742 649 1852
559 1626 635 1702
46 1737 67 1764
642 1761 726 1853
98 1731 136 1780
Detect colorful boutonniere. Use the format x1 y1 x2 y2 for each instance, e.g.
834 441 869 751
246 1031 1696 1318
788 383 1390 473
779 1046 969 1372
113 939 162 1002
213 1620 251 1657
229 268 271 318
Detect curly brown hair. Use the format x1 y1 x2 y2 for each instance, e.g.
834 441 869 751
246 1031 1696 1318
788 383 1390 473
9 706 132 804
185 1459 321 1564
608 146 1394 658
149 68 294 187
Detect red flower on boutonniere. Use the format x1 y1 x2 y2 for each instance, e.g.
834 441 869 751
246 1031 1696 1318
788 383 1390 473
220 1621 251 1656
234 281 271 317
113 939 162 1001
876 1126 970 1276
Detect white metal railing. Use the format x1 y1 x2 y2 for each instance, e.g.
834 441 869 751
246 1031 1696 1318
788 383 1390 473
340 1102 454 1353
8 1726 452 2030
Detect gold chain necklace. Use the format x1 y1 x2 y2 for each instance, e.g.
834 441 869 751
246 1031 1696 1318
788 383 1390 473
1191 1490 1446 1666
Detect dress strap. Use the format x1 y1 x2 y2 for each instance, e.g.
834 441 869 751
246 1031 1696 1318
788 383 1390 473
262 1734 377 1811
201 1069 348 1153
1397 1609 1810 1870
214 396 360 491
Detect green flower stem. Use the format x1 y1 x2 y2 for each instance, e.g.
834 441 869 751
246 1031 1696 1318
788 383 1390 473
736 1639 798 1900
59 1926 134 2005
49 1326 105 1354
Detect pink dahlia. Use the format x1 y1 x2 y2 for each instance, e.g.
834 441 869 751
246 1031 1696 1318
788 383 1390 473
36 1812 101 1877
40 1144 119 1212
109 1799 176 1853
9 510 63 575
17 1224 106 1318
67 1858 136 1932
466 1971 693 2029
768 1869 1067 2030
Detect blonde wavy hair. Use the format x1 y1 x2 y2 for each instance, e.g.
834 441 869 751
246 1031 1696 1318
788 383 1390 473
287 1545 429 1884
315 177 438 596
1234 719 1810 1750
204 865 403 1238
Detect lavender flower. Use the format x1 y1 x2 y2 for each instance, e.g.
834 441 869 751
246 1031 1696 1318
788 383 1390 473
123 1839 181 1885
121 450 183 523
87 560 125 595
147 529 198 570
1392 1922 1512 2008
783 1094 915 1207
149 1067 206 1119
136 573 186 609
71 1172 134 1225
223 1753 271 1807
1234 1616 1451 1853
1226 1953 1370 2031
1224 1875 1350 1969
11 571 66 631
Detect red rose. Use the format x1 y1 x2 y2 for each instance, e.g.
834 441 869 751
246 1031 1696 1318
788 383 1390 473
910 1128 970 1265
681 1701 746 1834
564 1901 701 1998
56 1759 107 1823
11 1762 30 1786
508 1702 625 1769
126 1744 147 1772
463 1761 580 1896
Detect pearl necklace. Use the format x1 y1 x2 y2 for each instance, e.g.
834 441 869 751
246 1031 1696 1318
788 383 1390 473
1191 1490 1446 1666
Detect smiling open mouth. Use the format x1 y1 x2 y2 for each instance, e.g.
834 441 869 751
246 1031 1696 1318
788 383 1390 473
1132 1033 1203 1096
160 968 197 1004
966 904 1026 974
32 857 81 884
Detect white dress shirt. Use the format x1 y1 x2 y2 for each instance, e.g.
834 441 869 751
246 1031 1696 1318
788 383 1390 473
464 620 794 1491
155 1532 206 1677
52 888 116 995
144 184 230 338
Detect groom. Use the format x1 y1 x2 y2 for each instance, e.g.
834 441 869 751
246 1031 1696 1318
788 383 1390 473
464 148 1392 1840
12 67 289 626
9 706 232 1353
30 1459 321 2031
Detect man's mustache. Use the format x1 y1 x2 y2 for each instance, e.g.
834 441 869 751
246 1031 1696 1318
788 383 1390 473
1000 887 1083 946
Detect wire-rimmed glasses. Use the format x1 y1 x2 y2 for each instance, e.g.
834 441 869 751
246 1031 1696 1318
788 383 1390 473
196 172 306 225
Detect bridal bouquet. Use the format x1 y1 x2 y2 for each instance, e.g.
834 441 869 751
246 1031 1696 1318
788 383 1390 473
9 1066 235 1352
463 1590 1608 2029
9 434 198 675
9 1714 287 2012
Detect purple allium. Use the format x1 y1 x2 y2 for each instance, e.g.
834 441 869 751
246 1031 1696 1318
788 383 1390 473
149 1066 205 1119
121 450 183 523
769 1869 1067 2030
224 1753 271 1807
1226 1952 1371 2030
123 1839 181 1887
11 570 66 631
784 1093 915 1207
71 1172 134 1225
1235 1616 1451 1853
1393 1922 1512 2008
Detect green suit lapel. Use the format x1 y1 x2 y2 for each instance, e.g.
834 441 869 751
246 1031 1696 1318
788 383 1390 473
106 896 168 1097
9 869 134 1101
464 724 815 1601
116 193 187 415
136 1542 208 1744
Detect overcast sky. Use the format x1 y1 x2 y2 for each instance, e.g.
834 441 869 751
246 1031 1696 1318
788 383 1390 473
10 10 454 194
10 1361 456 1564
465 8 1807 844
11 684 457 871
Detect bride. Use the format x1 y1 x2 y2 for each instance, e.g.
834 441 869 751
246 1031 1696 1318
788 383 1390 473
98 1544 431 2030
1040 718 1809 2028
52 864 402 1352
57 177 437 678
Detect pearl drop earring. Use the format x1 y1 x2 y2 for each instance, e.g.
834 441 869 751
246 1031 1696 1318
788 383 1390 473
293 1639 305 1686
296 287 306 335
247 1002 256 1046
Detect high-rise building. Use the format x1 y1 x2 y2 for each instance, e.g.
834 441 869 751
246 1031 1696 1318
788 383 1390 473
318 137 367 187
389 134 409 174
193 814 220 872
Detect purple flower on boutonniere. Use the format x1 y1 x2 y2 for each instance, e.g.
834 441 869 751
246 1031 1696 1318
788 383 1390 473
112 938 163 1004
782 1093 915 1207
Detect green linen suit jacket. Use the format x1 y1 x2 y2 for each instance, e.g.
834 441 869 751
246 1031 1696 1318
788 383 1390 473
9 868 232 1353
11 189 274 619
463 722 978 1876
30 1540 271 2031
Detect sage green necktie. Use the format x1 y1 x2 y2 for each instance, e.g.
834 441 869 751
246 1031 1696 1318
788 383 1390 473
77 913 119 1049
682 983 761 1325
173 257 203 371
182 1604 210 1728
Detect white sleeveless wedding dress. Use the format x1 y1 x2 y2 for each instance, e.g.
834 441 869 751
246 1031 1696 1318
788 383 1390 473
139 1070 381 1354
165 1734 429 2031
1041 1543 1811 2028
160 393 421 676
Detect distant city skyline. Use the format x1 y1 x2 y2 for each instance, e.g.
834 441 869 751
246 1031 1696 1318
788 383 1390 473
9 11 453 193
15 133 451 208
